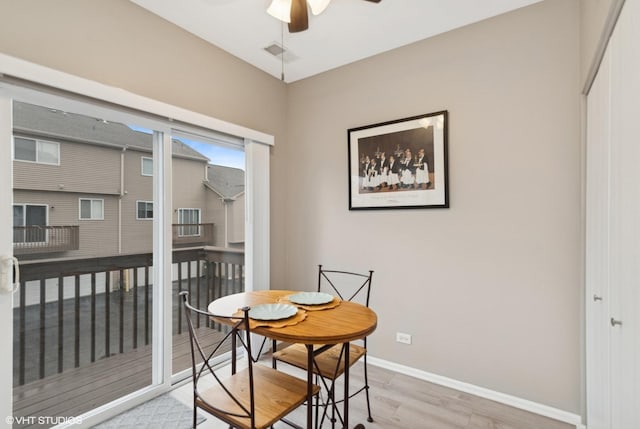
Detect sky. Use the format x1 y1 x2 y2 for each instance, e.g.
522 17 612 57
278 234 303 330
128 125 245 170
177 138 245 170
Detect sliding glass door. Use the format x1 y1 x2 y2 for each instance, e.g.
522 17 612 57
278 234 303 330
9 98 163 426
0 57 271 427
170 129 246 378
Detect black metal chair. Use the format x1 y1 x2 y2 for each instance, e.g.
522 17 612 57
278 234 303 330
272 265 374 428
180 291 319 429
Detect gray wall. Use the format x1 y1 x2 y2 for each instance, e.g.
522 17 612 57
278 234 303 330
281 0 581 412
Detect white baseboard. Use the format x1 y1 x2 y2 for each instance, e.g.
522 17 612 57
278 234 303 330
367 356 585 429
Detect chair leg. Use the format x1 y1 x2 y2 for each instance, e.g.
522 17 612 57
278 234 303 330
193 405 197 429
324 380 339 429
363 356 374 423
314 387 320 429
330 384 336 429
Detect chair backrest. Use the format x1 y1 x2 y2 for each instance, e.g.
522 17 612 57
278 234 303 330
317 264 373 307
180 291 257 427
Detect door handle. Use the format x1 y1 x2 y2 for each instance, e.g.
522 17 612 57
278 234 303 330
0 256 19 294
610 318 622 327
593 294 603 302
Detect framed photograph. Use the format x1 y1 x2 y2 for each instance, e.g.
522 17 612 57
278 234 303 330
348 111 449 210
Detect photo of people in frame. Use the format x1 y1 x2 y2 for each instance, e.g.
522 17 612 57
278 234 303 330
357 125 435 194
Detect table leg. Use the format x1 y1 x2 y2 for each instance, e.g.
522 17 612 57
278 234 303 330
307 344 314 429
343 342 349 429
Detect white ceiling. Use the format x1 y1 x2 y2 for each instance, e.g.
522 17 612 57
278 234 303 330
130 0 542 83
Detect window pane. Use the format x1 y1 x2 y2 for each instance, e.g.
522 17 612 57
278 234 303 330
38 141 59 164
171 131 246 378
142 157 153 175
13 205 24 243
25 206 47 242
137 201 152 219
26 205 47 226
80 200 91 218
13 205 24 226
14 137 36 161
91 200 103 219
178 209 200 236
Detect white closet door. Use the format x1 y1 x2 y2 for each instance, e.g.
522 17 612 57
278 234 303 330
585 45 611 429
586 1 640 428
608 0 640 427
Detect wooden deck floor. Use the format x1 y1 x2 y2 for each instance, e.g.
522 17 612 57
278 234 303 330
12 327 226 429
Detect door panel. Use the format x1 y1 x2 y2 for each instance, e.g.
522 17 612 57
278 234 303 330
608 1 640 427
585 44 611 429
586 1 640 428
10 99 159 427
170 130 246 378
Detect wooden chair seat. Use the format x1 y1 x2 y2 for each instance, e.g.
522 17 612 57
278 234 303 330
180 291 319 429
197 364 319 429
273 343 366 380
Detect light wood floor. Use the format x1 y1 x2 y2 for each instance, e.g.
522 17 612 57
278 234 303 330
171 359 575 429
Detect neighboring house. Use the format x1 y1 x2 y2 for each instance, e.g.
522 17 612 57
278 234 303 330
12 101 242 259
205 164 245 249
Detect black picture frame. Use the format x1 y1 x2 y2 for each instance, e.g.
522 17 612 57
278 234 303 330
348 111 449 210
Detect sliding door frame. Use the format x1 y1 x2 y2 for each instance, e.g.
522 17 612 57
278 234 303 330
0 52 272 427
0 87 15 427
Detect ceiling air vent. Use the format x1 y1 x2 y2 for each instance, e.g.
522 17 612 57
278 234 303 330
263 42 298 63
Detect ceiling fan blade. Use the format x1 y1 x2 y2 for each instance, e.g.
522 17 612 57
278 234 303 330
364 0 381 2
288 0 309 33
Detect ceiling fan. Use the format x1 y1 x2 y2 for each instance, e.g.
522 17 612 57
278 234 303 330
267 0 381 33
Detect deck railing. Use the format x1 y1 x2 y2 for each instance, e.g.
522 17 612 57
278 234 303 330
13 246 244 387
12 224 215 256
13 225 80 255
172 223 215 247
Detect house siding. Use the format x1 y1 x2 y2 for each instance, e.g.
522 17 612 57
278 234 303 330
228 194 245 245
120 148 153 254
203 188 224 247
13 131 218 257
13 136 121 195
172 157 209 226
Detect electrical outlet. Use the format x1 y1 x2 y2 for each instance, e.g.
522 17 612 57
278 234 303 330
396 332 412 345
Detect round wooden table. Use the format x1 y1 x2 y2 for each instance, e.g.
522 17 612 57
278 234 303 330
208 290 377 429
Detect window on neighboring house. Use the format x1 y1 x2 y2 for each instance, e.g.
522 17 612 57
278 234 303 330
141 156 153 176
14 137 60 165
137 201 153 220
177 208 200 236
79 199 104 220
13 204 47 243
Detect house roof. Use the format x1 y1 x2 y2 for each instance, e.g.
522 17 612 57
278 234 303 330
12 101 209 162
206 164 245 200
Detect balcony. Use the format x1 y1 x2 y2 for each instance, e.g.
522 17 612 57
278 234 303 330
13 225 79 256
12 246 244 428
12 224 216 256
172 223 215 247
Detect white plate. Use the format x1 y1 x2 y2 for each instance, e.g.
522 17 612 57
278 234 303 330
249 303 297 321
288 292 334 305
